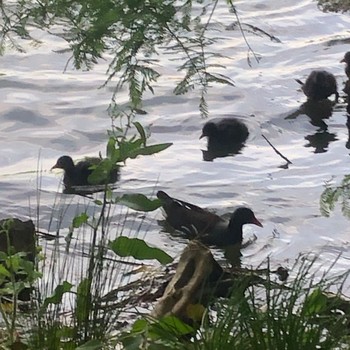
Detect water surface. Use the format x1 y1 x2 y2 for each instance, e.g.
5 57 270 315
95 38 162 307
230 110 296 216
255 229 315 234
1 0 350 282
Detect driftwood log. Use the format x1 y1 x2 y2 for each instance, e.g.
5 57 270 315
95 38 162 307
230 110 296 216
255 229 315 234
151 240 225 321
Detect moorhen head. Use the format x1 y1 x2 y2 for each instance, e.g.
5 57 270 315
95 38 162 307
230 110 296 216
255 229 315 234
296 70 339 102
156 190 262 247
51 155 119 189
341 52 350 78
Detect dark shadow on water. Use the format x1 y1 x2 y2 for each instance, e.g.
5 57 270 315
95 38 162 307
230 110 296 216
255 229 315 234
62 184 118 196
223 243 242 267
285 99 338 153
304 131 337 153
202 142 247 162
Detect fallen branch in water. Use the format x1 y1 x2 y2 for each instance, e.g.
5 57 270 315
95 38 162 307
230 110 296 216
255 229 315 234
261 134 293 165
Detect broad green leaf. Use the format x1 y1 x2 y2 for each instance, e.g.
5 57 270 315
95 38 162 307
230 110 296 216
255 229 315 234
117 194 162 212
88 159 113 184
76 340 103 350
133 121 147 146
131 319 149 333
150 315 194 337
121 334 143 350
118 139 144 162
42 281 73 311
0 265 10 278
106 136 116 159
72 213 89 228
128 143 172 159
109 237 173 264
304 288 328 316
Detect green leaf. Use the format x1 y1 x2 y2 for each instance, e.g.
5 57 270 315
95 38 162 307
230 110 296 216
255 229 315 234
117 194 162 212
76 278 91 324
127 143 172 159
133 121 147 146
87 159 112 184
106 136 117 159
131 319 149 333
0 265 10 278
121 334 143 350
76 340 103 350
304 288 328 316
72 213 89 228
42 281 73 311
149 315 194 338
109 237 173 264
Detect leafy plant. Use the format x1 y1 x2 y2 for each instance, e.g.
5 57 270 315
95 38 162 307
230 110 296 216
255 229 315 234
119 256 350 349
320 175 350 218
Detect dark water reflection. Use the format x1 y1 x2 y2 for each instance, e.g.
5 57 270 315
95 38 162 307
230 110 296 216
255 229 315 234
202 141 247 161
285 99 339 153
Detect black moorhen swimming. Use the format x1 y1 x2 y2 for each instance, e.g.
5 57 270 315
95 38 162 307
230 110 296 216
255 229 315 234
51 155 119 188
296 70 339 102
200 118 249 161
157 190 262 246
200 118 249 145
341 52 350 78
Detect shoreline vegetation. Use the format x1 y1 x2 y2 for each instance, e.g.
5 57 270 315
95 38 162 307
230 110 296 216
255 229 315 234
1 0 350 348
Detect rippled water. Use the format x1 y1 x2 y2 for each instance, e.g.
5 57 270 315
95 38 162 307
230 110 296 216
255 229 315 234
1 0 350 280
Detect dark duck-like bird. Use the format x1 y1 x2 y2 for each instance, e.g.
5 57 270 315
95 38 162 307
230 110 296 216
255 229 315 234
296 70 339 102
341 52 350 78
200 118 249 161
51 155 119 189
157 190 262 246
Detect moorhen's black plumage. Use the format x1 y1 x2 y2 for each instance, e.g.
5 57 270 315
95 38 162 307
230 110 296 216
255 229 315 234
296 70 339 102
51 155 119 188
200 118 249 161
157 190 262 246
200 118 249 145
341 52 350 78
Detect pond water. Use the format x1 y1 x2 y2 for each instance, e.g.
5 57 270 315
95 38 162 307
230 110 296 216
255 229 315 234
1 0 350 285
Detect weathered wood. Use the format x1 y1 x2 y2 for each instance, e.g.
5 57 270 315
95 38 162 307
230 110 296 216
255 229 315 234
151 240 224 320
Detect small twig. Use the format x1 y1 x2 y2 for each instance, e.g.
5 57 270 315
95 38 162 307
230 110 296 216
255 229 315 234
261 134 292 165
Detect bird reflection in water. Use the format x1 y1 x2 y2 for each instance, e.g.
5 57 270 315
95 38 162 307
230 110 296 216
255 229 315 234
345 88 350 150
285 99 337 153
223 234 257 268
200 118 249 161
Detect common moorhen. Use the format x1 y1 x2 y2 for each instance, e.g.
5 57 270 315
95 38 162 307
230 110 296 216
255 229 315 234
296 70 339 102
51 155 119 188
200 118 249 161
341 52 350 78
200 118 249 145
157 190 263 246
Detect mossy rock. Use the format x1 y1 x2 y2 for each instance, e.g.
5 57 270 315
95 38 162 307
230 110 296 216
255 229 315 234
0 218 36 301
0 218 36 261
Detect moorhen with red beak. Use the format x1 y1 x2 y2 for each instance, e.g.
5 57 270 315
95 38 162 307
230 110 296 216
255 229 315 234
296 70 339 102
341 52 350 78
51 155 119 188
157 190 263 246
